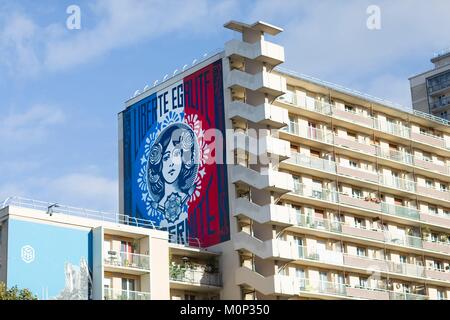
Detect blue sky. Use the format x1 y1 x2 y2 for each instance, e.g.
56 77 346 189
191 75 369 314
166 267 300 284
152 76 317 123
0 0 449 212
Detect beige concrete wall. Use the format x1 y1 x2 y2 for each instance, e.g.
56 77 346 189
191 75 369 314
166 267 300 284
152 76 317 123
149 229 169 299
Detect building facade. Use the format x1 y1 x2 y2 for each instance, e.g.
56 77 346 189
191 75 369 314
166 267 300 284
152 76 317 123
1 20 450 300
410 49 450 121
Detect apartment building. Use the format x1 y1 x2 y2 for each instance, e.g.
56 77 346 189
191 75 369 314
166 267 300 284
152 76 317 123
0 198 222 300
1 20 449 301
221 21 450 300
410 49 450 121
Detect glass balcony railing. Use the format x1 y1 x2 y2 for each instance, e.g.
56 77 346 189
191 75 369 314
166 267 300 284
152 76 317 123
291 186 450 254
104 251 150 271
277 93 450 151
284 122 450 175
290 239 449 283
298 278 347 297
169 266 222 287
103 288 151 300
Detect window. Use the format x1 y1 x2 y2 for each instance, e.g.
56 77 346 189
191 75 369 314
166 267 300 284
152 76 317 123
359 277 368 288
440 183 448 192
422 152 432 162
434 261 444 271
103 278 112 299
354 217 365 229
185 294 196 300
437 289 446 300
426 179 434 188
352 189 363 198
431 233 439 242
428 206 438 215
357 247 367 257
345 105 354 113
347 132 357 141
310 149 321 158
122 278 136 299
296 268 306 289
399 255 407 264
293 176 301 192
349 160 358 168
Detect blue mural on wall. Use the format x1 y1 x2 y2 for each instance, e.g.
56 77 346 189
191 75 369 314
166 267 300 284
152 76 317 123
7 218 93 300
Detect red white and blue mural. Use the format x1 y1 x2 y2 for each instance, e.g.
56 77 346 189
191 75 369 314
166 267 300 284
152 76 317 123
122 59 230 247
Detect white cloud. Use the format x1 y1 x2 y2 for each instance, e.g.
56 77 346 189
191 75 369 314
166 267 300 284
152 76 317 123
0 0 239 75
0 172 118 213
246 0 450 106
0 13 40 76
0 104 65 146
47 173 118 211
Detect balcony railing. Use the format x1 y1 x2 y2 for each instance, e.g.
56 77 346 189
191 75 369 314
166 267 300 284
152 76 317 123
291 240 450 282
278 93 450 150
298 278 347 297
291 186 450 254
169 266 222 287
294 277 429 300
103 288 151 300
284 123 450 175
290 150 450 199
104 251 150 271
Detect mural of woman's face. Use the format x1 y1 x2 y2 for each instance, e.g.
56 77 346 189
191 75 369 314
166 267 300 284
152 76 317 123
162 138 182 184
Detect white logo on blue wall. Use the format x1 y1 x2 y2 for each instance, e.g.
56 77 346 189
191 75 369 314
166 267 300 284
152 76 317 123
21 245 35 264
137 111 210 230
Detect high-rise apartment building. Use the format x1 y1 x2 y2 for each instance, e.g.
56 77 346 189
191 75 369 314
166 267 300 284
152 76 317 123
410 49 450 121
1 20 450 300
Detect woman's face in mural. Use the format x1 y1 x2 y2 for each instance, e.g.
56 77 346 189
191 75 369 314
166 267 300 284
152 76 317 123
162 138 182 184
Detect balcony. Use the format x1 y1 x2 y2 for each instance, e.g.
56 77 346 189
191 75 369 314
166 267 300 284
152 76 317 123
416 185 450 202
422 241 450 255
298 278 348 298
333 135 377 155
286 152 336 174
341 225 385 242
378 175 416 193
388 292 428 300
336 165 378 183
104 251 150 272
346 286 389 300
333 108 374 128
297 245 344 265
104 288 151 300
424 268 450 282
227 69 286 97
225 39 285 66
231 165 294 193
338 194 382 212
293 184 339 203
380 202 420 220
376 148 413 165
235 267 299 296
343 254 389 272
373 120 411 139
233 231 294 260
228 101 289 128
413 158 449 175
411 131 445 149
233 197 296 225
419 212 450 228
169 265 222 287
